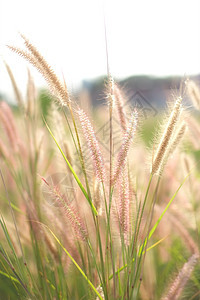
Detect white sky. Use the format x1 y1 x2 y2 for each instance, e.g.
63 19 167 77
0 0 200 101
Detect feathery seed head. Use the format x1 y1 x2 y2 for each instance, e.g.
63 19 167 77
112 109 138 185
94 180 103 216
168 122 186 153
158 121 187 174
187 80 200 110
181 153 194 177
96 285 105 300
162 253 199 300
118 167 130 243
42 177 88 242
106 76 115 108
114 83 127 132
78 108 105 183
62 203 88 242
26 69 37 115
4 61 23 107
8 35 70 107
151 97 182 175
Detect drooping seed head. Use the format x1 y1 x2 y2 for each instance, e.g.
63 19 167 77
8 35 70 107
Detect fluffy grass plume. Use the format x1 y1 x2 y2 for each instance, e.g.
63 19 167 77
162 254 199 300
187 80 200 110
0 35 199 300
151 96 182 174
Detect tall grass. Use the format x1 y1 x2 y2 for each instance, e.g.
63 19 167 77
0 36 199 299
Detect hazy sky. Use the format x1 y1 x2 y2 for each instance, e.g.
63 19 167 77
0 0 200 101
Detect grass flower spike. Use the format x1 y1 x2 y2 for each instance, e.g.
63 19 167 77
8 35 70 107
78 108 105 183
158 121 187 173
118 167 130 243
151 97 182 174
162 253 199 300
187 80 200 110
114 83 127 132
42 177 88 242
112 109 138 185
2 34 199 299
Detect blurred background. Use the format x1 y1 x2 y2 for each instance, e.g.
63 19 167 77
0 0 200 108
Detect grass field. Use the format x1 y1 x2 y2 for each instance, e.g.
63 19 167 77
0 35 200 300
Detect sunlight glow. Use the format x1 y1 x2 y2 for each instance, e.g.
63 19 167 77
0 0 200 99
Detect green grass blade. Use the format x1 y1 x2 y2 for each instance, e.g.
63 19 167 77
139 173 190 257
43 118 98 216
0 269 20 284
108 236 166 282
46 226 103 300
